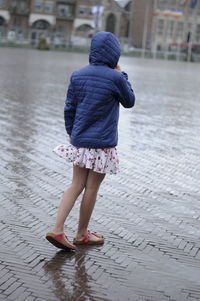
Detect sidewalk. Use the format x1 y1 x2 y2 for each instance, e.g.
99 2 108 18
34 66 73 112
0 48 200 301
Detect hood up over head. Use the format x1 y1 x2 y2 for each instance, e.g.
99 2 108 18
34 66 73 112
89 31 121 68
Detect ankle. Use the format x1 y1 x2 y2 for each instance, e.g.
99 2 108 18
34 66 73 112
51 225 64 234
76 229 88 238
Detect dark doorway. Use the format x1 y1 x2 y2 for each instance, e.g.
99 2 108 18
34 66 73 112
106 13 116 34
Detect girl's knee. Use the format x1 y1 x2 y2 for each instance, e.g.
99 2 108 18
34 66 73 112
70 182 86 195
85 184 99 195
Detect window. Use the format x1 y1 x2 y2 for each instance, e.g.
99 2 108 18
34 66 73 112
168 20 174 37
106 14 116 33
18 30 24 40
196 24 200 42
57 25 64 32
11 0 17 8
77 24 93 33
34 0 43 12
89 8 93 16
176 22 183 38
44 1 53 13
32 20 50 30
157 19 164 36
188 23 192 31
157 0 167 9
20 0 27 12
58 4 73 17
13 17 21 27
79 6 86 16
168 0 176 9
78 6 91 17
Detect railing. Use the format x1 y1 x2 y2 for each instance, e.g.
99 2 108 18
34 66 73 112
0 34 200 62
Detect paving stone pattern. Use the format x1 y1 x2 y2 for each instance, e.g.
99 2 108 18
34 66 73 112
0 48 200 301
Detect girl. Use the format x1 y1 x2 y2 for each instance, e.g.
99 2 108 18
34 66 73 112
46 31 135 251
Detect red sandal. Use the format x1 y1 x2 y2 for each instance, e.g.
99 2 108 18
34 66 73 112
73 230 105 245
46 232 77 251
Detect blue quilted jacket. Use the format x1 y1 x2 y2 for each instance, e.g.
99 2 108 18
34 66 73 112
64 31 135 148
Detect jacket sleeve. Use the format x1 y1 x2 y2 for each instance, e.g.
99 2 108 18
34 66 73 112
64 77 76 136
114 71 135 108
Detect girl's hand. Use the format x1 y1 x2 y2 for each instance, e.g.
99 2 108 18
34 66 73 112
114 65 122 72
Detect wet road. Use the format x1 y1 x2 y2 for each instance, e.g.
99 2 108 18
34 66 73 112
0 47 200 301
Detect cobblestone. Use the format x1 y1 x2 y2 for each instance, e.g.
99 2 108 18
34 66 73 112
0 47 200 301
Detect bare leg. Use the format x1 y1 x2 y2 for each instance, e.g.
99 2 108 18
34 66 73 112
76 170 105 239
51 165 89 234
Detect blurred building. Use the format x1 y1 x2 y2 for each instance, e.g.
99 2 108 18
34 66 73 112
1 0 200 52
103 0 130 37
0 0 76 45
74 0 95 36
129 0 154 49
0 0 131 45
30 0 76 45
151 0 200 52
73 0 130 38
128 0 200 51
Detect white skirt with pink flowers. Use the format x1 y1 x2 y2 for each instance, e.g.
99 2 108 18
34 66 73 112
53 144 119 174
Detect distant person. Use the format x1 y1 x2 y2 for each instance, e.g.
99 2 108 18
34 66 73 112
45 31 136 251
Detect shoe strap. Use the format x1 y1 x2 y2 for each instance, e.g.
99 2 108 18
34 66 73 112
82 236 89 244
54 233 65 241
88 231 102 238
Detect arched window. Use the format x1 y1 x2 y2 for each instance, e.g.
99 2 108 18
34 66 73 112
75 24 93 37
76 24 93 33
32 20 50 30
106 13 116 34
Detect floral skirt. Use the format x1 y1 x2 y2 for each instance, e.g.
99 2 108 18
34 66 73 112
53 144 119 174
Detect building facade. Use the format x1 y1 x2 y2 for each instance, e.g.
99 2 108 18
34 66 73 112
103 0 130 38
152 0 200 51
130 0 154 49
0 0 131 45
127 0 200 52
0 0 76 45
73 0 130 38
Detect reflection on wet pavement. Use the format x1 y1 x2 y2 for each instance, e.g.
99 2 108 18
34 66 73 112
43 246 104 301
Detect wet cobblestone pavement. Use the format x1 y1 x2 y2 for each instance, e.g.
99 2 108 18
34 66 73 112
0 47 200 301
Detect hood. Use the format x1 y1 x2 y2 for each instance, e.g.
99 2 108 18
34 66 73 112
89 32 121 68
